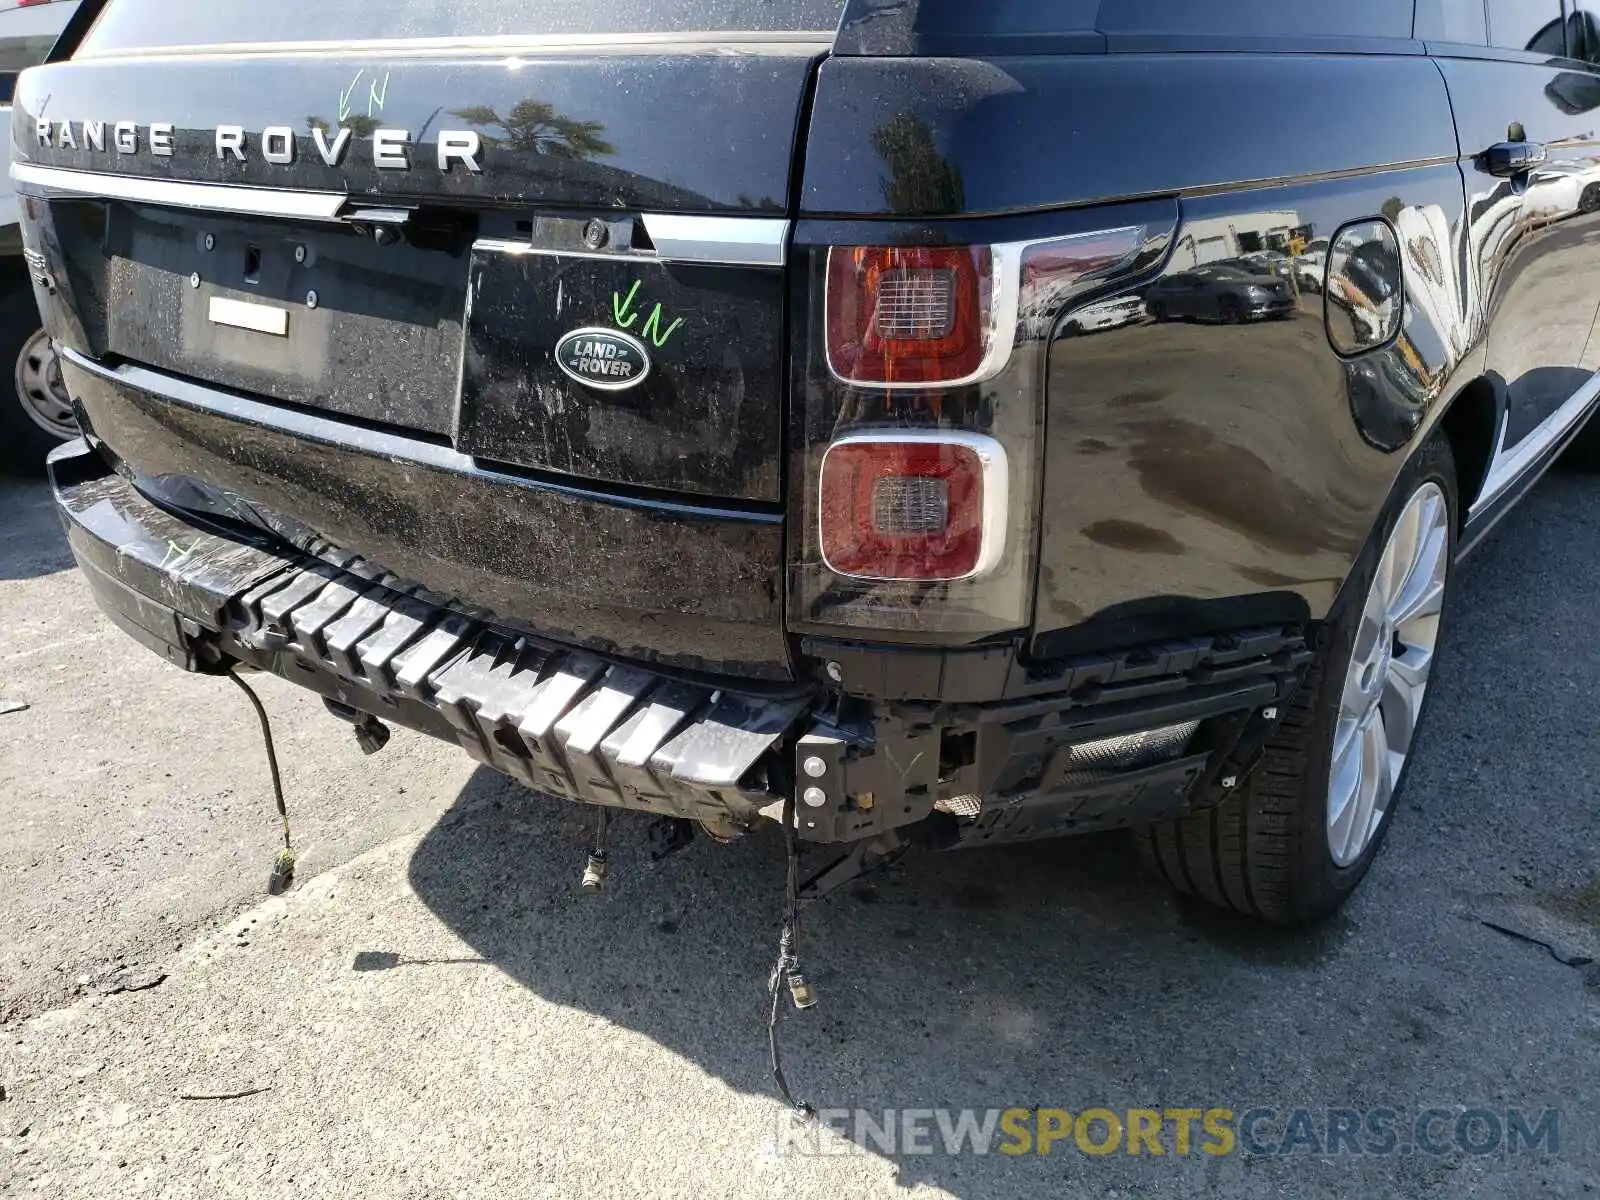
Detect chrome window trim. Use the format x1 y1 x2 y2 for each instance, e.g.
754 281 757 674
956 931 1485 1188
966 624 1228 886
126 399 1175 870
1470 370 1600 518
74 31 835 61
12 165 791 265
639 214 789 267
11 162 348 221
472 238 658 264
57 347 783 525
480 219 789 268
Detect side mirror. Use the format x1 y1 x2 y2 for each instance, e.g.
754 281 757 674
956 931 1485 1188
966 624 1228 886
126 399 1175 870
1546 71 1600 116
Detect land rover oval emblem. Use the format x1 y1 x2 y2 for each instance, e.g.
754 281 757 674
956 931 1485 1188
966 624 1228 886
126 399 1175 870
555 327 651 392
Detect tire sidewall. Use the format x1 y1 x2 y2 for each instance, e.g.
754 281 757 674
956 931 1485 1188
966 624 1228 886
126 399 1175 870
0 260 66 473
1281 433 1459 913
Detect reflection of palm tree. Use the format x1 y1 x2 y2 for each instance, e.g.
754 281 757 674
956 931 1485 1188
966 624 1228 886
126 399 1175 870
307 115 380 137
451 101 613 160
872 113 964 216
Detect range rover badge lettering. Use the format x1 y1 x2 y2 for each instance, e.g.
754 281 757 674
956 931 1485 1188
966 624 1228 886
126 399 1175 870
30 121 484 173
554 327 651 392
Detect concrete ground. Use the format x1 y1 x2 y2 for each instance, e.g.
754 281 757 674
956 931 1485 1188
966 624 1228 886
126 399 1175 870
2 467 1599 1199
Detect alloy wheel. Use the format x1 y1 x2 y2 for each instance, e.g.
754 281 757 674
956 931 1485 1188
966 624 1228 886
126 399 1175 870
1326 481 1449 867
14 328 76 439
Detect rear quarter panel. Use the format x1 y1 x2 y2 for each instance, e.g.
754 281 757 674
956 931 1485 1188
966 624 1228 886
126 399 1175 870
801 52 1471 656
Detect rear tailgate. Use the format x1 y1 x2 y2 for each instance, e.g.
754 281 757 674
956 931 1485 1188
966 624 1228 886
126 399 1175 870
15 1 843 678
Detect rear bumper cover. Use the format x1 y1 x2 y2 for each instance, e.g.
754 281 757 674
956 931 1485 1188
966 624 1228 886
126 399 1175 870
52 439 1312 846
50 440 808 826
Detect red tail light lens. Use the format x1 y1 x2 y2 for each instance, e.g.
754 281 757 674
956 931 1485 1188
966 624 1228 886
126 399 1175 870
826 246 993 386
819 433 1008 581
795 224 1154 637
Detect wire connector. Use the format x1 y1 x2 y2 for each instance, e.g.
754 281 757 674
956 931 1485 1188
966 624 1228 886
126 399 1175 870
229 669 296 896
581 809 612 891
766 794 815 1117
786 968 816 1011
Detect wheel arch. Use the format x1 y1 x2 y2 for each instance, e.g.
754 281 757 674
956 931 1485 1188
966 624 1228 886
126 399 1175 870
1434 374 1498 529
1323 381 1486 630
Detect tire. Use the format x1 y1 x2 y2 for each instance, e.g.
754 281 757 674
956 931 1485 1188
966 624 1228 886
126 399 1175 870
1138 431 1458 924
1218 296 1245 325
1149 301 1169 323
0 262 73 475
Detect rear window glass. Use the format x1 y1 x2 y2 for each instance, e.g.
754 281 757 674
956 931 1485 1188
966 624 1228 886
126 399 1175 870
0 0 75 72
1099 0 1412 39
1414 0 1489 44
1485 0 1566 55
0 29 56 72
0 0 75 103
837 0 1414 45
80 0 847 53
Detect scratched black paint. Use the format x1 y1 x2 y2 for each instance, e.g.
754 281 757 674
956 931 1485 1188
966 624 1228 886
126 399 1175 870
800 54 1457 218
461 245 784 500
1026 166 1468 652
20 21 1600 693
61 205 472 434
13 50 821 213
64 355 793 679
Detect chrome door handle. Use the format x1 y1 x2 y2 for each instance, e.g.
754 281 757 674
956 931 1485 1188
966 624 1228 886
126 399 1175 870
1482 140 1548 178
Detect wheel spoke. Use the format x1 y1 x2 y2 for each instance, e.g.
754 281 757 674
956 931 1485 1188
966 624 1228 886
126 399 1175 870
1331 711 1363 771
1339 716 1387 864
1387 521 1448 632
1365 714 1395 839
1340 617 1380 717
1379 497 1421 604
1380 650 1431 756
1328 715 1365 859
1337 720 1374 864
1326 480 1448 867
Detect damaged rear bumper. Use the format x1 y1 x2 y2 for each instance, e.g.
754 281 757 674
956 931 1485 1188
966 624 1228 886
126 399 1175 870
49 439 807 828
51 438 1313 847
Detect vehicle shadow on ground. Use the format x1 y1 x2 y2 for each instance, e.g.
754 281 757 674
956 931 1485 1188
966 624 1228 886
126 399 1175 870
0 475 74 581
405 769 1392 1195
404 476 1600 1197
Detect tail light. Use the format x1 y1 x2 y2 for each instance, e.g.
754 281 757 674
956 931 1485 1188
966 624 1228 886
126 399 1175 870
819 432 1008 581
790 223 1156 638
826 247 995 386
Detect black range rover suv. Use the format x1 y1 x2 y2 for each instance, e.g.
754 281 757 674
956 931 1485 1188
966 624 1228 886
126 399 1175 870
17 0 1600 923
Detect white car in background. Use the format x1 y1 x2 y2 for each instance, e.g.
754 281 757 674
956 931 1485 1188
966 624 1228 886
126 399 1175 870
0 0 78 472
1060 293 1147 336
1521 159 1600 226
1293 237 1329 293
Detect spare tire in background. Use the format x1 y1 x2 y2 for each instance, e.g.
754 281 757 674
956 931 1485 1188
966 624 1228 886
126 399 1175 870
0 259 75 475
